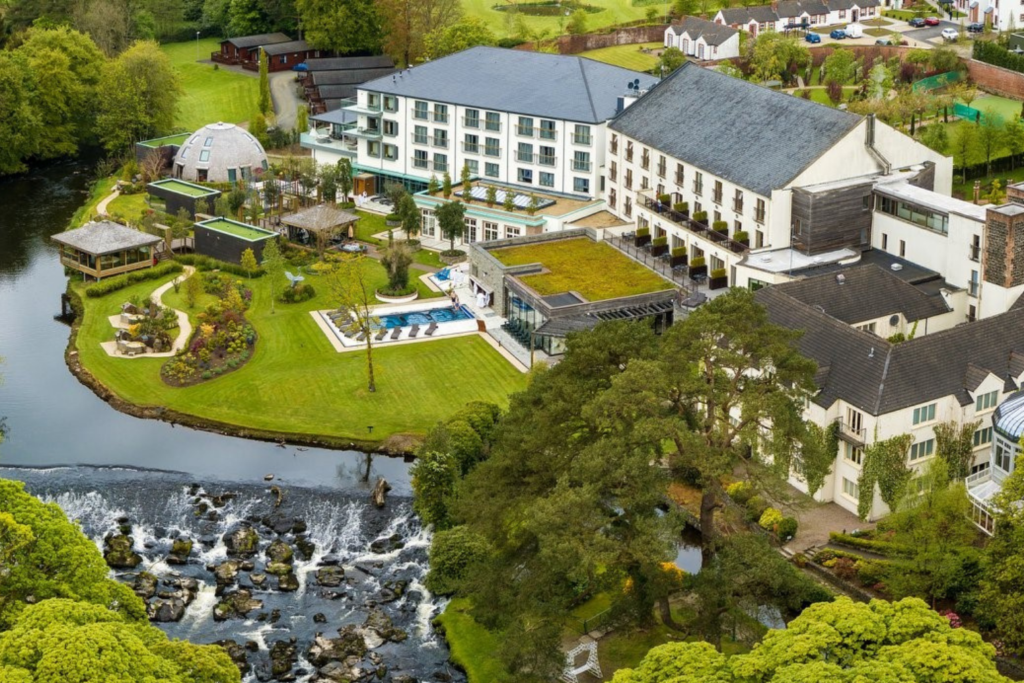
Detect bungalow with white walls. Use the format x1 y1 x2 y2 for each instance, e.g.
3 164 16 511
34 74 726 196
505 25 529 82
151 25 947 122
664 16 741 61
712 0 880 34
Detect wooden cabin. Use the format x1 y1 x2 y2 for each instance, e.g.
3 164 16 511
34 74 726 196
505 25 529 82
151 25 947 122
53 221 162 281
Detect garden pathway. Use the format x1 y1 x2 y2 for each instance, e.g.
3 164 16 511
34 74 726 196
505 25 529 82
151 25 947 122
99 267 196 359
96 186 120 217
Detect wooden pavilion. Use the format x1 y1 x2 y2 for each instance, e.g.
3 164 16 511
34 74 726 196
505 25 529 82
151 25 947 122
52 221 161 281
282 204 360 245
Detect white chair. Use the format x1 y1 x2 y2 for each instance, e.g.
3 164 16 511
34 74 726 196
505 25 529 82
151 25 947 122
560 641 602 683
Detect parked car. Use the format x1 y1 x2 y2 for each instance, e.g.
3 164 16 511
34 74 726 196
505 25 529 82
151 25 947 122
829 29 847 39
924 16 941 25
967 21 984 32
941 27 959 40
805 31 821 43
908 16 926 26
340 243 367 253
875 36 909 45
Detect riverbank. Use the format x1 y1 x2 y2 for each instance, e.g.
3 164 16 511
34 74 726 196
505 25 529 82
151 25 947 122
63 267 527 455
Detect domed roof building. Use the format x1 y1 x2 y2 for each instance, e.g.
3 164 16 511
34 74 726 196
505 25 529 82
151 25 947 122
172 122 268 184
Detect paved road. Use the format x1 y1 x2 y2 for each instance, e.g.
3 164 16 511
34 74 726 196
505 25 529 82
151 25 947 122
270 71 302 131
904 20 962 41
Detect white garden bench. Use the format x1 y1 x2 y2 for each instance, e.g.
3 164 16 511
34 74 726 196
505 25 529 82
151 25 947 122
560 641 602 683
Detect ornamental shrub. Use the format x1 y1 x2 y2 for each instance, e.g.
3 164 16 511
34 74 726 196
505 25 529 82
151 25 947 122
671 246 687 257
777 516 799 540
692 211 708 223
746 495 768 520
734 230 749 243
689 256 706 268
636 226 650 237
710 268 727 279
652 236 668 247
855 559 886 587
726 480 753 505
673 201 689 213
84 261 183 298
712 220 728 232
279 283 316 303
759 507 784 531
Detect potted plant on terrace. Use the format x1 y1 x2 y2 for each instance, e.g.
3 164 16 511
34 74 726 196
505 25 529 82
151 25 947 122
670 245 688 268
689 256 707 280
712 220 728 233
634 226 651 247
673 201 689 216
734 230 750 246
709 267 728 290
651 235 668 257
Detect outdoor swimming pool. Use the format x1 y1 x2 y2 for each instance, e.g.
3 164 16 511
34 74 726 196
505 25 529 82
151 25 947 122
378 305 473 329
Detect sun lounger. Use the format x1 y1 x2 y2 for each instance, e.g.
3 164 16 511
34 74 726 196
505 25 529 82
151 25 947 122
389 327 401 340
375 328 387 341
425 322 438 337
356 331 367 342
408 325 420 338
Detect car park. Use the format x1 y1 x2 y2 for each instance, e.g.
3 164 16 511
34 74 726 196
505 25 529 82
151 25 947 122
805 32 821 43
941 27 959 40
908 16 926 26
924 16 941 25
829 29 847 39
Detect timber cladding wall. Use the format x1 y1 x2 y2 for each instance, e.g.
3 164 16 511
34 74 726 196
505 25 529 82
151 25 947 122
966 59 1024 101
516 25 668 55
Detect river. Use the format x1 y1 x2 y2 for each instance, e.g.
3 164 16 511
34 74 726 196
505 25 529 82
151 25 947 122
0 157 461 681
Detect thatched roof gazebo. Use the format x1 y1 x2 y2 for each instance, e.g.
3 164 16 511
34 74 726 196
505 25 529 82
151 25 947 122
282 204 360 245
52 221 161 281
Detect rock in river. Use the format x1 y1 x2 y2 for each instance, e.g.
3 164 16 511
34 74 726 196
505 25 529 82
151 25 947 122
223 525 259 557
213 589 263 621
316 565 345 587
104 533 142 569
167 537 193 564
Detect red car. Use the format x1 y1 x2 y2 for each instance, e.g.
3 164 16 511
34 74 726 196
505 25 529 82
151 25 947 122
925 16 941 25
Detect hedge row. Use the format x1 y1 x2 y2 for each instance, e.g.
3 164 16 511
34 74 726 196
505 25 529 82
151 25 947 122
973 40 1024 75
84 261 184 298
828 532 913 558
174 254 266 278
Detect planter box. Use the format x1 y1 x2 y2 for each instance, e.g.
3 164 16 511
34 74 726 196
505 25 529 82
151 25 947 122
440 251 466 265
689 265 707 280
670 254 688 268
634 233 651 247
385 218 401 228
651 244 668 257
375 289 419 304
708 276 728 290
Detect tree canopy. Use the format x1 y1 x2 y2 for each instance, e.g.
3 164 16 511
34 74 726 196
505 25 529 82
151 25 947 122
423 18 495 60
296 0 385 54
612 597 1009 683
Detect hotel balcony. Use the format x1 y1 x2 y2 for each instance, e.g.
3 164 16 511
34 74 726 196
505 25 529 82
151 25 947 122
638 196 749 254
300 129 357 158
836 419 867 445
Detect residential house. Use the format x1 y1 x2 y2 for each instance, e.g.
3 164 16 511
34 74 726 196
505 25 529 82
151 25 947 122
604 62 948 290
255 40 328 72
712 0 880 34
212 33 291 67
333 46 658 198
664 16 741 60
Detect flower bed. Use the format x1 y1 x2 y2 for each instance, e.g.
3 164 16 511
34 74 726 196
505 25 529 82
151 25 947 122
161 277 256 386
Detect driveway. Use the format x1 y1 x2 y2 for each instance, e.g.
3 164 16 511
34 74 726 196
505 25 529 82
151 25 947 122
270 71 302 131
904 20 961 42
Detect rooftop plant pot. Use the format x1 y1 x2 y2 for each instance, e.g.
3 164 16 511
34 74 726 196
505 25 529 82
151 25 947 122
670 253 688 268
651 243 668 257
634 233 651 247
709 275 728 290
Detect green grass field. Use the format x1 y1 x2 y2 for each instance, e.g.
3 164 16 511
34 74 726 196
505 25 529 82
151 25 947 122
73 266 526 443
151 179 220 197
577 42 662 72
461 0 671 38
161 38 259 130
199 218 276 241
106 192 151 224
971 94 1024 122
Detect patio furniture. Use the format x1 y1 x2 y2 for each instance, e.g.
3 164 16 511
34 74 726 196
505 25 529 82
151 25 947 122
356 331 367 342
374 328 387 341
560 642 602 683
409 324 420 338
389 327 401 340
424 322 438 337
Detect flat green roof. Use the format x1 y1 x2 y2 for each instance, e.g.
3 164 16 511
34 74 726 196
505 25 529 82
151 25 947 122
197 218 277 242
491 238 674 302
149 179 220 197
138 133 192 148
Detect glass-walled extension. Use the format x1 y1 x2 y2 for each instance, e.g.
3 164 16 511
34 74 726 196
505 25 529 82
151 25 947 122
875 194 949 235
504 291 544 346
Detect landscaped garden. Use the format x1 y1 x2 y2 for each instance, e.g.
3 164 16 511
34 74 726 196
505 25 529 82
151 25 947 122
490 238 674 300
72 258 526 446
459 0 670 38
161 37 259 130
577 42 663 72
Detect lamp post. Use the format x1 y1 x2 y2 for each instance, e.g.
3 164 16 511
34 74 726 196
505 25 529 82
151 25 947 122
196 31 200 62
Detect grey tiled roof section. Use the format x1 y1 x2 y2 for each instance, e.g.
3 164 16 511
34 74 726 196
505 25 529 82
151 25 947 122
773 264 950 324
311 68 397 86
360 46 659 123
719 5 779 22
668 16 738 45
223 33 291 49
262 40 311 55
533 315 600 336
756 286 1024 415
282 205 359 231
609 63 862 195
303 56 395 71
316 85 357 100
52 221 160 255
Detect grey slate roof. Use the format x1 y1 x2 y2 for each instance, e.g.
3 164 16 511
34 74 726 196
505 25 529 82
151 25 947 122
262 40 311 55
773 264 950 325
360 46 659 123
719 5 778 23
609 62 862 196
52 221 160 255
223 33 291 49
311 68 397 86
303 56 395 71
282 205 359 231
756 286 1024 415
668 16 738 46
316 85 357 101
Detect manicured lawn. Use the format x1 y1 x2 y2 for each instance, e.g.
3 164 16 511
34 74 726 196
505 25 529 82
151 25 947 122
882 9 918 20
792 87 858 107
972 94 1024 122
862 17 893 26
161 38 259 130
354 210 446 270
459 0 671 38
73 265 525 444
199 218 276 241
952 164 1024 199
492 238 673 301
106 192 151 225
864 27 894 36
435 599 509 683
577 43 662 72
139 133 192 147
151 179 220 198
70 177 117 227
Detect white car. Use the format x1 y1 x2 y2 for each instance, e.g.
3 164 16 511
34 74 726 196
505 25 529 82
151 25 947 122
941 27 959 40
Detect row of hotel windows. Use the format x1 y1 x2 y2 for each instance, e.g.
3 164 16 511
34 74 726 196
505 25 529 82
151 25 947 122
421 212 522 242
608 158 767 223
402 131 592 171
392 99 595 145
403 151 591 193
